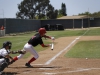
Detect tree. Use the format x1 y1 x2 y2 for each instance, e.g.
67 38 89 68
46 4 58 19
78 11 100 17
79 12 91 16
61 3 67 16
57 9 63 18
16 0 58 19
16 0 37 19
35 0 50 19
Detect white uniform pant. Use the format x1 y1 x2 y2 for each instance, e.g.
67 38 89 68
17 43 39 59
0 58 5 66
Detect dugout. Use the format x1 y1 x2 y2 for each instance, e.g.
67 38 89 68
56 24 64 30
42 24 64 31
42 24 50 31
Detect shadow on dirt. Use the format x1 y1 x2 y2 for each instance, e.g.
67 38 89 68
8 66 61 68
2 72 18 75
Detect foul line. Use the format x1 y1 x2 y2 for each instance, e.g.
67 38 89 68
45 36 79 65
45 29 89 65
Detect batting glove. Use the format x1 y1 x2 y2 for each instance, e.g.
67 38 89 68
51 37 55 40
46 44 52 47
49 44 52 47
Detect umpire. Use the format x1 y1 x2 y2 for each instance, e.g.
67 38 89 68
0 41 13 74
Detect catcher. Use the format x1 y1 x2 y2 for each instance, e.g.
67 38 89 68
11 28 55 68
0 41 25 74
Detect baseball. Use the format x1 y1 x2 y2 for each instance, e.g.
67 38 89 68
86 58 88 59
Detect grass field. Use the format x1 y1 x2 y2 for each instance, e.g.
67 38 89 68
65 40 100 58
0 27 100 58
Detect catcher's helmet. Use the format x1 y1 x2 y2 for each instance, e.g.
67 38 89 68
38 28 46 34
3 41 12 49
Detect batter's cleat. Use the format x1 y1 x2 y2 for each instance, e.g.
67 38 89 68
25 63 33 68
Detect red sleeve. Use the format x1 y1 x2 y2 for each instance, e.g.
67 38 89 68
43 35 51 39
40 44 49 47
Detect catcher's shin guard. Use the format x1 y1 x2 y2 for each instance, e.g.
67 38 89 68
5 58 10 63
0 62 8 72
0 58 9 72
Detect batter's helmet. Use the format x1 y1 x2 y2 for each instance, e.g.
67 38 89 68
3 41 12 49
38 28 46 34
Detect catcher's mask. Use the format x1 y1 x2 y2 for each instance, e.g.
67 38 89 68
38 28 46 35
3 41 12 49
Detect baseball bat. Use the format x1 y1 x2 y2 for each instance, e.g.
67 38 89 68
51 40 54 50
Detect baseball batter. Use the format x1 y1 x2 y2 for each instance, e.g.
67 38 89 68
11 28 55 67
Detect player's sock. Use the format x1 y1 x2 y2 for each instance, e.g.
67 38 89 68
10 57 18 64
13 56 18 61
28 57 36 64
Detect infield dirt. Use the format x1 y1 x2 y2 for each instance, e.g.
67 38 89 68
3 36 100 75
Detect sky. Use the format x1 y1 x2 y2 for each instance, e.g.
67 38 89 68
0 0 100 18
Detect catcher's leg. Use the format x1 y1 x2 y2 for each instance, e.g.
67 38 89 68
0 58 5 65
0 62 8 72
0 58 9 72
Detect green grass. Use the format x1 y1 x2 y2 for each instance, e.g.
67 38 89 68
84 28 100 36
0 27 100 58
65 40 100 58
46 30 86 38
45 28 100 38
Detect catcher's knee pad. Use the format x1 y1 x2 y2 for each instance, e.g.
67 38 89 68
5 58 10 64
0 62 8 71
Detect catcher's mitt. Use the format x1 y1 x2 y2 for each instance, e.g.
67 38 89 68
18 50 26 54
10 50 26 54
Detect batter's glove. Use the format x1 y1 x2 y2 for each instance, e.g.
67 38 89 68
49 44 52 47
51 37 55 40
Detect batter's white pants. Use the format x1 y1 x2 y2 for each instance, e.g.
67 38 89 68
17 43 39 59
